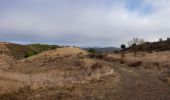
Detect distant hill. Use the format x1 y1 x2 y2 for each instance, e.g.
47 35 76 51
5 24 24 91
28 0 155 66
84 47 120 53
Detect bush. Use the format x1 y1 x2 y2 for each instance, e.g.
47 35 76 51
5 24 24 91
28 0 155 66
121 44 126 49
29 44 59 52
88 53 96 58
114 50 118 53
24 44 59 58
88 48 96 54
127 61 143 67
24 51 38 58
88 53 106 59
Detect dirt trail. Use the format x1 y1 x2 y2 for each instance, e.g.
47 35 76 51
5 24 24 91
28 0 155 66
105 61 170 100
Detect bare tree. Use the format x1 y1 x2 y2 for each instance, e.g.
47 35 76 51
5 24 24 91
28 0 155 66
128 38 145 56
128 38 145 47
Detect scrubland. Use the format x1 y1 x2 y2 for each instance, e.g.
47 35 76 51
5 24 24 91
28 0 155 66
0 46 119 100
0 42 170 100
105 51 170 84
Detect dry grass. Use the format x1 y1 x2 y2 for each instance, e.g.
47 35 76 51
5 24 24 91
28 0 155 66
126 60 143 67
0 55 17 67
0 62 115 95
103 51 170 86
0 80 27 95
1 46 169 99
0 47 116 97
106 51 170 69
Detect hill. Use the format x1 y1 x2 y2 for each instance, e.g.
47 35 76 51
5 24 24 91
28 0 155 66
0 42 60 59
0 47 117 99
123 39 170 52
0 42 60 66
0 42 170 100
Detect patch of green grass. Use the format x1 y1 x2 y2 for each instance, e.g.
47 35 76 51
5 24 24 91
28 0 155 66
29 44 59 52
24 51 38 58
24 44 60 58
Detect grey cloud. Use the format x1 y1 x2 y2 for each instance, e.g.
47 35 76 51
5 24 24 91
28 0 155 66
0 0 170 47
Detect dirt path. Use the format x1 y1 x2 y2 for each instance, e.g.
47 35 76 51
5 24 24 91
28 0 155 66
105 62 170 100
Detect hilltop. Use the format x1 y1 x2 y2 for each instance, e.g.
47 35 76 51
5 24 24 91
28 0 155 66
0 42 59 59
0 42 60 66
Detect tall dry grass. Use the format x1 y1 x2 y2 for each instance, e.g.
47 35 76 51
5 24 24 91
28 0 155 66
107 51 170 68
0 59 115 95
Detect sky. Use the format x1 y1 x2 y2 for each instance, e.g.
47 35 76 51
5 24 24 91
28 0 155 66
0 0 170 47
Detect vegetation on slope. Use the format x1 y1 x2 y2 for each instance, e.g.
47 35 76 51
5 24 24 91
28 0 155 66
0 42 60 59
121 37 170 53
84 47 120 53
25 44 60 58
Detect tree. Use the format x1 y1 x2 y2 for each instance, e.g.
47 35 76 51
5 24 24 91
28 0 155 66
159 38 163 42
128 38 145 47
167 37 170 41
88 48 96 54
121 44 126 49
128 38 145 56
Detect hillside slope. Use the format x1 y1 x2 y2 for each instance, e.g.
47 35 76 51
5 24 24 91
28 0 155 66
0 47 117 99
0 42 60 66
0 43 170 100
124 39 170 52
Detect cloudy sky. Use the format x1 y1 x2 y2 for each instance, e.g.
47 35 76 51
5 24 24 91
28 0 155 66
0 0 170 47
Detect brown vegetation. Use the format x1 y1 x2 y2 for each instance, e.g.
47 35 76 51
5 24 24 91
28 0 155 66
0 46 118 99
0 42 170 100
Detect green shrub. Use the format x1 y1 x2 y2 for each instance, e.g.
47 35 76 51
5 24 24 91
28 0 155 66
29 44 59 52
121 44 126 49
88 48 96 54
24 44 59 58
24 51 38 58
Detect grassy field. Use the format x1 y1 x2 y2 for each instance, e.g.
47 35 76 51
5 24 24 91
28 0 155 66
0 42 170 100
